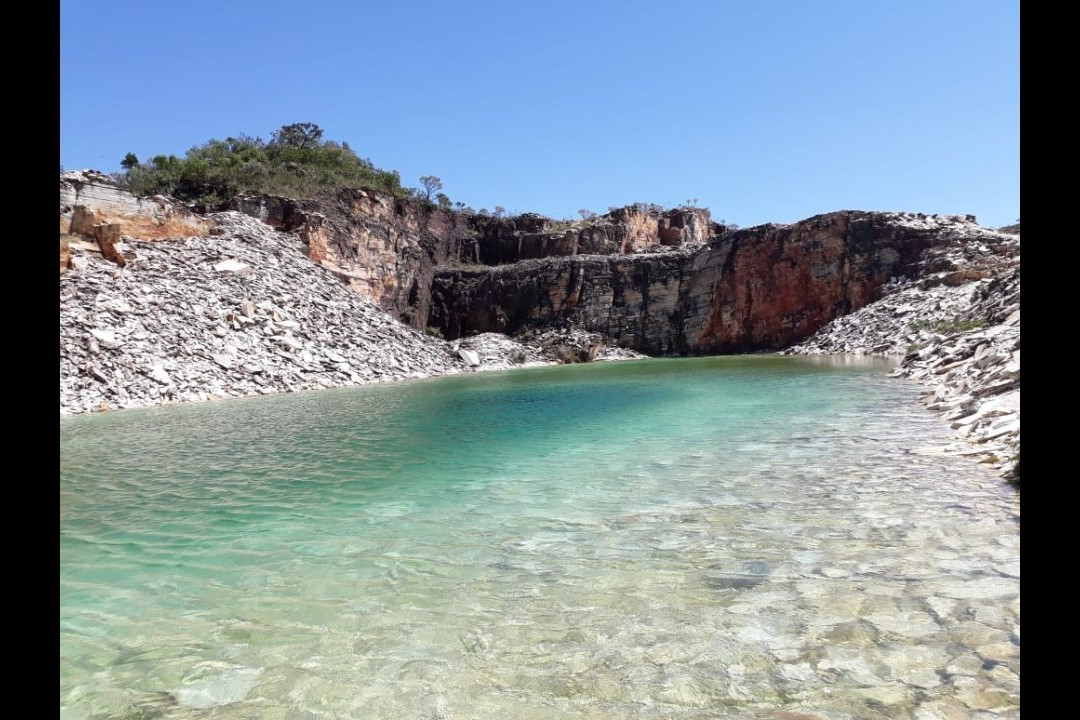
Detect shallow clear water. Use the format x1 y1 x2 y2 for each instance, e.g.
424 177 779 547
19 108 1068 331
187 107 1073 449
60 356 1020 719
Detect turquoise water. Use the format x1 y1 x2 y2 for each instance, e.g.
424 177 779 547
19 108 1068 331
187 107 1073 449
60 357 1020 719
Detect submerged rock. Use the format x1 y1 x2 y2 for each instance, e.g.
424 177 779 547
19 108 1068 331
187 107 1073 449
175 665 262 709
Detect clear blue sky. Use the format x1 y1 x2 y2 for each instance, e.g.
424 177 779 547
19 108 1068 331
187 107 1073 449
60 0 1019 228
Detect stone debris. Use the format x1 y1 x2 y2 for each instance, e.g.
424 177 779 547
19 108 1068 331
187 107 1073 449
60 212 469 414
786 232 1020 478
456 348 481 367
212 259 251 275
451 328 647 372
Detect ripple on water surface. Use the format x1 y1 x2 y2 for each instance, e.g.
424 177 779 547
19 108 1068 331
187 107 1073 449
60 356 1020 719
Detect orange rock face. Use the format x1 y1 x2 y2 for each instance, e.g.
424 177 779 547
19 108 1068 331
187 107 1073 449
68 205 209 243
699 213 884 351
94 223 127 268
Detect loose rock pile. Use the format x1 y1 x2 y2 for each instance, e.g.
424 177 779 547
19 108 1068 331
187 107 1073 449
452 328 647 371
60 213 647 415
60 212 466 414
893 269 1020 478
781 280 983 357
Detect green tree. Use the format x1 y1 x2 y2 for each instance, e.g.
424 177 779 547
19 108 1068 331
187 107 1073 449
120 152 139 170
270 122 324 149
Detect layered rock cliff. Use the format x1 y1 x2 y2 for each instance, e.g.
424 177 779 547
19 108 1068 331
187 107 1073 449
60 170 211 241
429 212 1011 355
221 187 1012 359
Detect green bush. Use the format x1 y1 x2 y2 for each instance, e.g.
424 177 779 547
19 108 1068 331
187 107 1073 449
120 123 413 206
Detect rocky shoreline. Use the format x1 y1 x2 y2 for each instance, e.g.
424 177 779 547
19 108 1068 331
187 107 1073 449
785 232 1020 480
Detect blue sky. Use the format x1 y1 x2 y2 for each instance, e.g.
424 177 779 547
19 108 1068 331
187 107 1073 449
60 0 1019 228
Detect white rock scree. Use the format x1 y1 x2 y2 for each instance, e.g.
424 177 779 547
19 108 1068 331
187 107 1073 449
60 212 640 415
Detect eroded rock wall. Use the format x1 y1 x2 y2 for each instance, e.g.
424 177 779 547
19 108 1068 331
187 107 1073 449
60 173 1012 361
231 190 474 329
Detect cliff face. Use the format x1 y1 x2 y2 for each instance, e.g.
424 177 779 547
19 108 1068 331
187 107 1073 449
225 187 1005 356
62 173 1011 359
227 190 715 331
463 206 717 265
231 190 472 329
429 212 1000 354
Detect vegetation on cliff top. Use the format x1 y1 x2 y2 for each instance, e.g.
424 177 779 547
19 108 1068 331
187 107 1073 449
114 123 730 224
118 123 421 207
